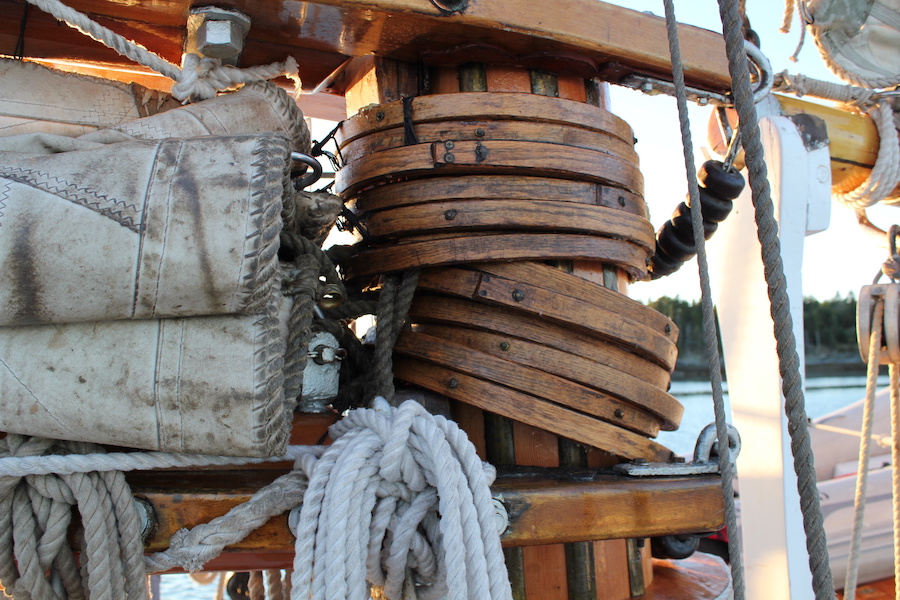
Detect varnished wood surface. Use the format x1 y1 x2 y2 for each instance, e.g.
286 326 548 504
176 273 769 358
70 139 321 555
2 0 732 98
131 469 722 558
841 578 898 600
361 199 654 245
412 324 683 428
414 267 677 369
353 175 648 219
394 331 666 436
341 233 650 281
637 554 731 600
337 92 634 147
408 296 673 389
393 357 673 460
334 139 644 197
339 118 638 165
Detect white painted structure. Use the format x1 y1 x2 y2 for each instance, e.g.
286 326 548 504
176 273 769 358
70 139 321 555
713 98 832 600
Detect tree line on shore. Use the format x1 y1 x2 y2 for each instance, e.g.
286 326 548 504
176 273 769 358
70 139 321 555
648 293 859 361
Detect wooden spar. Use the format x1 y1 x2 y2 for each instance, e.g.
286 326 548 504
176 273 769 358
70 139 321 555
708 95 895 196
127 469 725 567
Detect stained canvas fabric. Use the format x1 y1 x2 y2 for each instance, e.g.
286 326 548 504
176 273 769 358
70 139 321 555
0 134 290 325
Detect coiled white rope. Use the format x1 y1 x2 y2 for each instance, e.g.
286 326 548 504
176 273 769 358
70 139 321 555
2 399 511 600
22 0 301 101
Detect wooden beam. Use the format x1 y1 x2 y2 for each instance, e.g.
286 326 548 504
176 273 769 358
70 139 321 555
130 469 723 566
5 0 731 94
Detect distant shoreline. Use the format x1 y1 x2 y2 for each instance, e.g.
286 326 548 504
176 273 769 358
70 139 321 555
673 352 866 381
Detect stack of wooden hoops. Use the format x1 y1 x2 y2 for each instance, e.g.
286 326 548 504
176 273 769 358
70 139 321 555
335 92 682 461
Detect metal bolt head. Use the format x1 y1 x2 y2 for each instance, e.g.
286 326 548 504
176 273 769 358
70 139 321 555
475 128 486 137
665 324 672 335
499 342 510 351
511 289 525 302
376 111 386 121
444 140 455 149
618 196 626 207
444 153 455 163
189 8 251 63
444 209 458 220
614 408 625 419
448 378 459 389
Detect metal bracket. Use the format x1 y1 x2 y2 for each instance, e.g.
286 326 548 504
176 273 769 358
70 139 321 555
613 423 741 477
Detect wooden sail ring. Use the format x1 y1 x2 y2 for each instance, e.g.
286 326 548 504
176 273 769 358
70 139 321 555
338 118 638 166
414 266 678 370
410 323 683 429
352 175 648 219
395 330 668 436
334 140 644 198
407 295 674 390
335 92 636 148
340 233 651 282
359 199 655 245
393 356 674 462
858 283 900 364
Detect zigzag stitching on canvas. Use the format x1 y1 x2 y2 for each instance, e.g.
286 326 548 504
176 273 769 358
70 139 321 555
115 119 171 140
0 167 141 232
0 181 9 227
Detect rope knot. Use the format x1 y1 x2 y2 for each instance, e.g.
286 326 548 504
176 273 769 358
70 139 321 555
172 53 301 102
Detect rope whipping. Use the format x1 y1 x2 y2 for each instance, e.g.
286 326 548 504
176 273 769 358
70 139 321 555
22 0 301 101
661 2 745 598
843 298 884 599
716 0 836 598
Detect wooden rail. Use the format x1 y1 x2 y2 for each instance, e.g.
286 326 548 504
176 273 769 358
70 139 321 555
127 468 724 571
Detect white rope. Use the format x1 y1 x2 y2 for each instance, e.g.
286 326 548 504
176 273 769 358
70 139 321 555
890 364 900 600
23 0 301 101
844 299 884 599
291 398 512 600
0 446 324 478
837 103 900 209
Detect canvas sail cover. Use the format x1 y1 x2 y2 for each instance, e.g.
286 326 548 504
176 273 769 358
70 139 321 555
0 67 312 456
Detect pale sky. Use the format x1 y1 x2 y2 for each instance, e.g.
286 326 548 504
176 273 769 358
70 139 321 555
607 1 896 303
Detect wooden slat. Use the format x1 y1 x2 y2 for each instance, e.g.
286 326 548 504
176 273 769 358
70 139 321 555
341 233 650 281
413 324 682 429
339 118 638 165
477 261 674 335
394 332 665 436
361 199 654 247
337 92 633 146
354 175 647 219
393 357 673 460
335 139 644 197
414 267 676 370
408 296 673 388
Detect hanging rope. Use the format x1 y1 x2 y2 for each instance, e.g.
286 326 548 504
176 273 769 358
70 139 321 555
661 2 745 598
890 362 900 600
371 270 421 401
22 0 301 101
844 298 884 599
716 0 837 598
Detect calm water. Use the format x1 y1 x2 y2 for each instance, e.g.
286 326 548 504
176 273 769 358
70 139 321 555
154 375 880 599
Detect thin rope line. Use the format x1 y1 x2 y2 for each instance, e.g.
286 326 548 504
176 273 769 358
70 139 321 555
843 298 884 599
662 2 745 598
716 0 836 597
